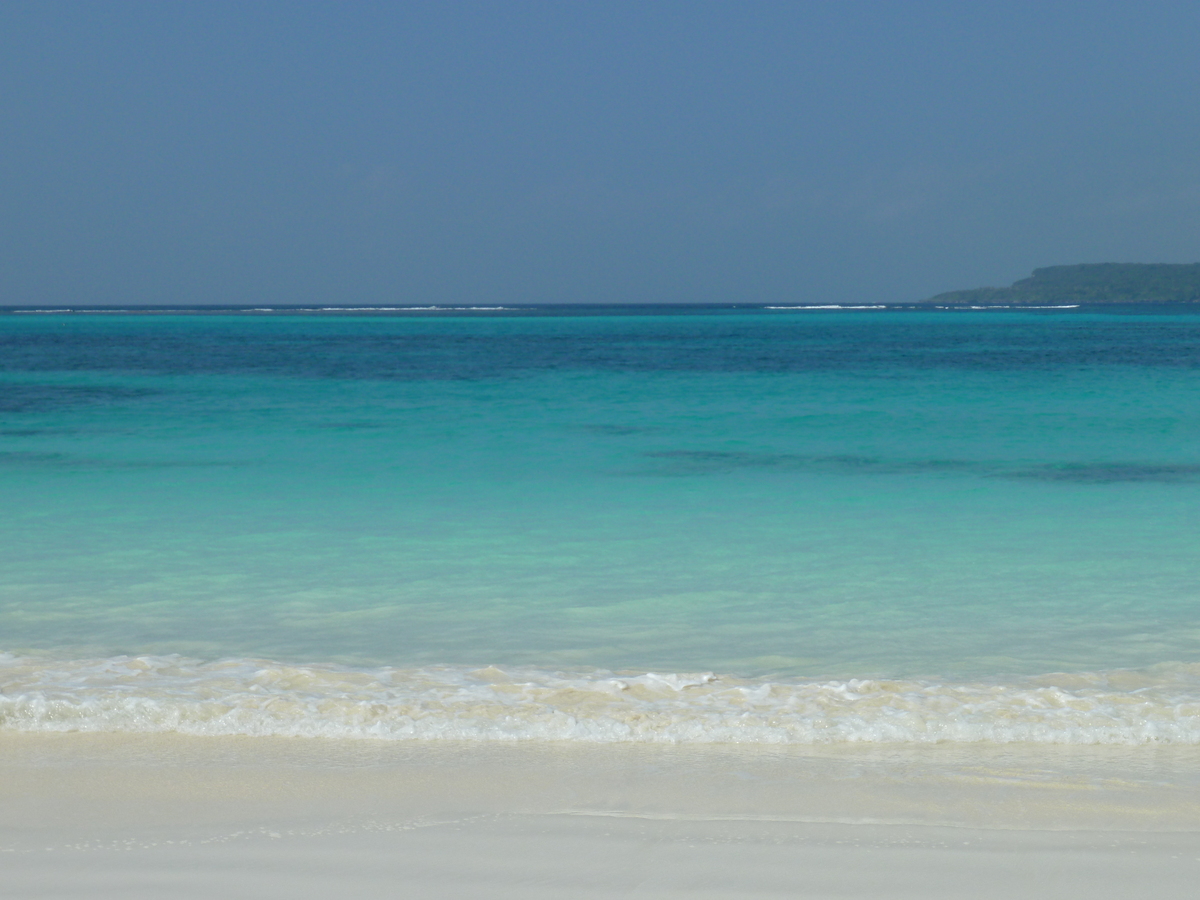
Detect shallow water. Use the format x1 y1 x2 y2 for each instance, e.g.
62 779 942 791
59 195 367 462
2 306 1200 743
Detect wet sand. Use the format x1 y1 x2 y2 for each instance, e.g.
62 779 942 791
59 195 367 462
3 734 1199 898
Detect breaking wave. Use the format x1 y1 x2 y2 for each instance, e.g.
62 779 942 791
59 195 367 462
4 654 1200 744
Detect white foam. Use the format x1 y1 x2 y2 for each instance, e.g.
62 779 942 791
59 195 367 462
12 309 128 313
929 305 1082 310
764 305 887 310
4 654 1200 745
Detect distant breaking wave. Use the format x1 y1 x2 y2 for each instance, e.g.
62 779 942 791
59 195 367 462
3 654 1200 745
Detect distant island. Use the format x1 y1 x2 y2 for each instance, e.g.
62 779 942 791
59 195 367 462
923 263 1200 305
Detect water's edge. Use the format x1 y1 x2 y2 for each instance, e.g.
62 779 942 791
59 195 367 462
5 653 1200 745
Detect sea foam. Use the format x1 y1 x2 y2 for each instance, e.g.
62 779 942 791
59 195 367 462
3 654 1200 744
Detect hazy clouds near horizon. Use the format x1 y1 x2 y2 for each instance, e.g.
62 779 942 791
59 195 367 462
2 2 1199 307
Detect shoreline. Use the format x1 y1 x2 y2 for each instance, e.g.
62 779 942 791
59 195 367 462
9 654 1200 744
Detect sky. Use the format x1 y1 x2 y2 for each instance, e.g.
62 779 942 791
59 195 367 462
2 1 1200 306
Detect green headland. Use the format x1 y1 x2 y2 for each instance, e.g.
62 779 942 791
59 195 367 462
924 263 1200 305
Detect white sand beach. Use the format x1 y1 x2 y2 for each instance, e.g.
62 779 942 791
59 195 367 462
3 733 1198 898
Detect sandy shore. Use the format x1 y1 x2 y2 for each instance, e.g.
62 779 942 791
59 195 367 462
3 733 1199 898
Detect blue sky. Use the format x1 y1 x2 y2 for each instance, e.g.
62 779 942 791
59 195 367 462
3 1 1199 305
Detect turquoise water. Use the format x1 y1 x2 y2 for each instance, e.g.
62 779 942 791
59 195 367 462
3 307 1200 743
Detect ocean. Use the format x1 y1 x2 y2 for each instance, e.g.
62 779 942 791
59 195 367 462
3 304 1200 744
